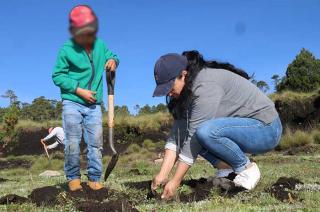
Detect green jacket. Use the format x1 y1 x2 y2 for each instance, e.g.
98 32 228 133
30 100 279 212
52 38 119 105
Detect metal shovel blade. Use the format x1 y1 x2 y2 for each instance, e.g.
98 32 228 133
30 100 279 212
104 153 119 181
104 127 119 181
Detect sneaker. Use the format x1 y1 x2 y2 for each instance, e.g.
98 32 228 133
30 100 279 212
87 181 103 190
233 162 261 190
68 179 83 191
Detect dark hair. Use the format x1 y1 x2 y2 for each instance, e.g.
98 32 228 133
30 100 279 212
167 50 250 119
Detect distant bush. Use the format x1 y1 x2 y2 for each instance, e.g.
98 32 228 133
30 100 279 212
278 130 313 150
126 143 141 154
143 139 156 151
312 130 320 144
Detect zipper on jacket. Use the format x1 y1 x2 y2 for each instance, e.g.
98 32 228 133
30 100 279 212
87 52 95 91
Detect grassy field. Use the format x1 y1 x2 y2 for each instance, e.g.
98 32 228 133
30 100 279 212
1 146 320 211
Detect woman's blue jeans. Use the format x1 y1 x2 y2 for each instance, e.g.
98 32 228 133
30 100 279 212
196 117 282 173
62 100 103 182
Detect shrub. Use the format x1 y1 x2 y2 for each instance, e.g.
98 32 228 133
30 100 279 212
126 143 141 154
278 130 313 150
142 139 156 151
312 131 320 144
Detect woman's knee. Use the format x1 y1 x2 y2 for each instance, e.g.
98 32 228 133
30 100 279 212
196 121 220 145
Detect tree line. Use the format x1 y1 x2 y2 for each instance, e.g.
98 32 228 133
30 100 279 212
1 47 320 123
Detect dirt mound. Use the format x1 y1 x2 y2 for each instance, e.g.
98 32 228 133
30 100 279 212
0 194 28 204
68 183 111 202
0 183 138 211
266 177 303 202
0 159 32 169
125 177 244 203
29 186 63 206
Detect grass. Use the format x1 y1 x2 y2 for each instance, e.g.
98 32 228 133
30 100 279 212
269 89 319 102
278 129 314 150
1 148 320 211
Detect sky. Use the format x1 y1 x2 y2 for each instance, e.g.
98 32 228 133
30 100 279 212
0 0 319 112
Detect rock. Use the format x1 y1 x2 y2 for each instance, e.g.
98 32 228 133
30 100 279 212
39 170 61 177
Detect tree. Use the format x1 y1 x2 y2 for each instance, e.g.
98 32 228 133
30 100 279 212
1 89 18 106
277 48 320 92
271 74 281 91
114 105 130 116
28 96 55 121
138 104 152 115
256 80 270 93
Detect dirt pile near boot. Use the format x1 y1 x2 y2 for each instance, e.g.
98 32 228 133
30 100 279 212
29 186 63 206
266 177 303 202
0 183 138 211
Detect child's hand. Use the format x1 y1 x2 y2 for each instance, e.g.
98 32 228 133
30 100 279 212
105 59 117 72
76 87 96 104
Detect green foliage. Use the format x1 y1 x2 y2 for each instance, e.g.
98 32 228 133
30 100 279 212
126 143 141 154
256 80 270 93
138 103 168 115
277 48 320 92
3 106 19 135
312 130 320 144
142 139 156 151
278 129 313 150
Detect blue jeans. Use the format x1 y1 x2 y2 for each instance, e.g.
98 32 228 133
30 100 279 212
196 117 282 173
62 100 103 182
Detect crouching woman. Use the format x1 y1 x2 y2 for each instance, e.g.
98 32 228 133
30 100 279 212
151 51 282 200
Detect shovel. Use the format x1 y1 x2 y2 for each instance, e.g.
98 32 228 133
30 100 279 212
104 69 119 181
40 140 50 159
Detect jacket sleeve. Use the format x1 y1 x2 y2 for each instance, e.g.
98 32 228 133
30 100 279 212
179 82 225 165
104 43 120 66
52 49 79 93
43 128 57 141
165 119 187 152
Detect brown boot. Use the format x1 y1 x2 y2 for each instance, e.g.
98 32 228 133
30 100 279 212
68 179 83 191
87 181 103 190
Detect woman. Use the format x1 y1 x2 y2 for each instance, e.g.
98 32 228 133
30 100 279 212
151 51 282 200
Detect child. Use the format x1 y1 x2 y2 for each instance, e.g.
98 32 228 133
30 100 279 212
52 5 119 191
40 127 65 150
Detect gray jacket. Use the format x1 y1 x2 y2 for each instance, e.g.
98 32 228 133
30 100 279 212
165 68 279 165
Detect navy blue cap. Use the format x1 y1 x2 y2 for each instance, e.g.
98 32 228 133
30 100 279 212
153 53 188 97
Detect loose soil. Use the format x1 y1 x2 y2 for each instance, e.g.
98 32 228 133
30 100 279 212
125 175 244 203
266 177 303 202
0 194 28 205
1 183 138 211
0 159 32 169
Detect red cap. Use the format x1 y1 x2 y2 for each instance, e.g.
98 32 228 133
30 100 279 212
70 5 96 28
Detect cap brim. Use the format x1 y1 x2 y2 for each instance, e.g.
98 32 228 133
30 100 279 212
153 80 174 97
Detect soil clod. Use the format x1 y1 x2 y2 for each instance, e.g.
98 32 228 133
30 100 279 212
77 199 138 212
266 177 303 202
0 194 29 204
29 186 63 206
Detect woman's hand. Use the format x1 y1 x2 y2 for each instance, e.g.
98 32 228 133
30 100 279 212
105 59 117 72
161 179 180 200
151 174 168 192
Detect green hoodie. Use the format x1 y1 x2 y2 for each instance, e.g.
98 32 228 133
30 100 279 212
52 38 119 105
